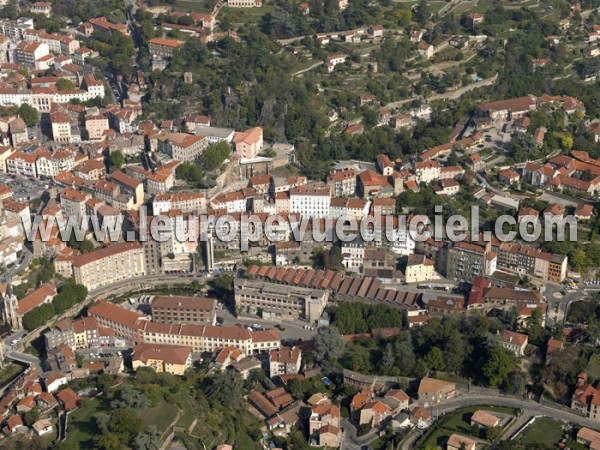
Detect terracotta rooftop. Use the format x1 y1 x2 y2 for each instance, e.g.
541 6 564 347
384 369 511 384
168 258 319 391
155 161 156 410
17 283 56 316
132 343 191 365
72 242 142 267
417 377 455 394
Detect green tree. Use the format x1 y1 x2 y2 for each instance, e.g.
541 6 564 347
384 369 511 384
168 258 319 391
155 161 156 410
424 346 446 371
313 326 345 362
56 78 76 91
503 370 526 396
483 346 516 387
571 248 587 272
96 432 124 450
414 0 430 24
201 141 231 171
22 303 55 330
561 133 574 150
395 8 412 26
24 408 39 426
526 307 545 345
109 150 124 169
443 331 466 374
18 104 38 127
175 161 203 185
208 274 234 297
323 246 343 270
108 408 144 444
205 370 244 408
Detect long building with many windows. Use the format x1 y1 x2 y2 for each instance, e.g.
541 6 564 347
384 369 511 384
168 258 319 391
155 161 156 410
234 278 329 322
70 242 146 291
150 296 216 325
87 300 280 355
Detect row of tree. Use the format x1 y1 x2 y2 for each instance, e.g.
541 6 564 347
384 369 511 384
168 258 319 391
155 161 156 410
22 281 88 330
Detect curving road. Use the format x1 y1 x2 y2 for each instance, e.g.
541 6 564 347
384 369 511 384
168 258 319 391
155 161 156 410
0 247 33 284
400 393 596 449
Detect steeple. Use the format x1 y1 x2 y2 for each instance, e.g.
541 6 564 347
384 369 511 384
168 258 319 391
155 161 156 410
1 284 22 330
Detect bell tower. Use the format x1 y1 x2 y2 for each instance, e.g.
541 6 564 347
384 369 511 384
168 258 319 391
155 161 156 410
1 285 22 330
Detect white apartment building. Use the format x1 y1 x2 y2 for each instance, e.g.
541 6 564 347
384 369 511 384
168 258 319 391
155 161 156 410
415 161 441 183
23 30 80 55
6 152 38 178
388 226 416 256
15 40 49 70
210 191 247 213
341 240 365 271
227 0 263 7
290 184 331 218
0 18 34 41
153 193 206 215
0 76 105 110
82 74 105 98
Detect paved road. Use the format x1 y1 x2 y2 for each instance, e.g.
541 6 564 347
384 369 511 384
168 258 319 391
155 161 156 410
5 347 43 373
1 247 33 284
428 74 498 101
401 393 598 449
341 418 378 450
87 273 212 300
291 61 323 78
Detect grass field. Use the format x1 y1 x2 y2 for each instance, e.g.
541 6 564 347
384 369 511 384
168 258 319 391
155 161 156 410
221 5 276 23
418 405 519 449
567 438 589 450
518 417 565 447
0 363 25 389
148 0 214 13
586 352 600 379
139 401 180 434
176 395 196 430
64 386 180 447
63 394 111 448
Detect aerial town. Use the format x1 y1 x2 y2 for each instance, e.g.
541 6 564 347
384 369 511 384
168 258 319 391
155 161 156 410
1 0 600 449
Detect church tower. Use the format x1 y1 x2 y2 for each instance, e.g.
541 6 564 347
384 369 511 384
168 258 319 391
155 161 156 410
1 285 22 330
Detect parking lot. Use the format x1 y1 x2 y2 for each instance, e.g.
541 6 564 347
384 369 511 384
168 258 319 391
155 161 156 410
0 173 53 203
78 347 128 360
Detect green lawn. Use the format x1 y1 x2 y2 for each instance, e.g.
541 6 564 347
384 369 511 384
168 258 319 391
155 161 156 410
178 0 214 12
63 395 111 448
0 363 25 389
418 405 519 449
147 0 215 12
567 439 589 450
139 401 179 435
518 417 565 447
222 5 276 23
64 385 180 446
176 395 196 430
586 352 600 379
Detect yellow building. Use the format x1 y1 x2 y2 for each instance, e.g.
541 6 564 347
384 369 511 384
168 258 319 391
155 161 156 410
405 254 437 283
131 343 192 376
